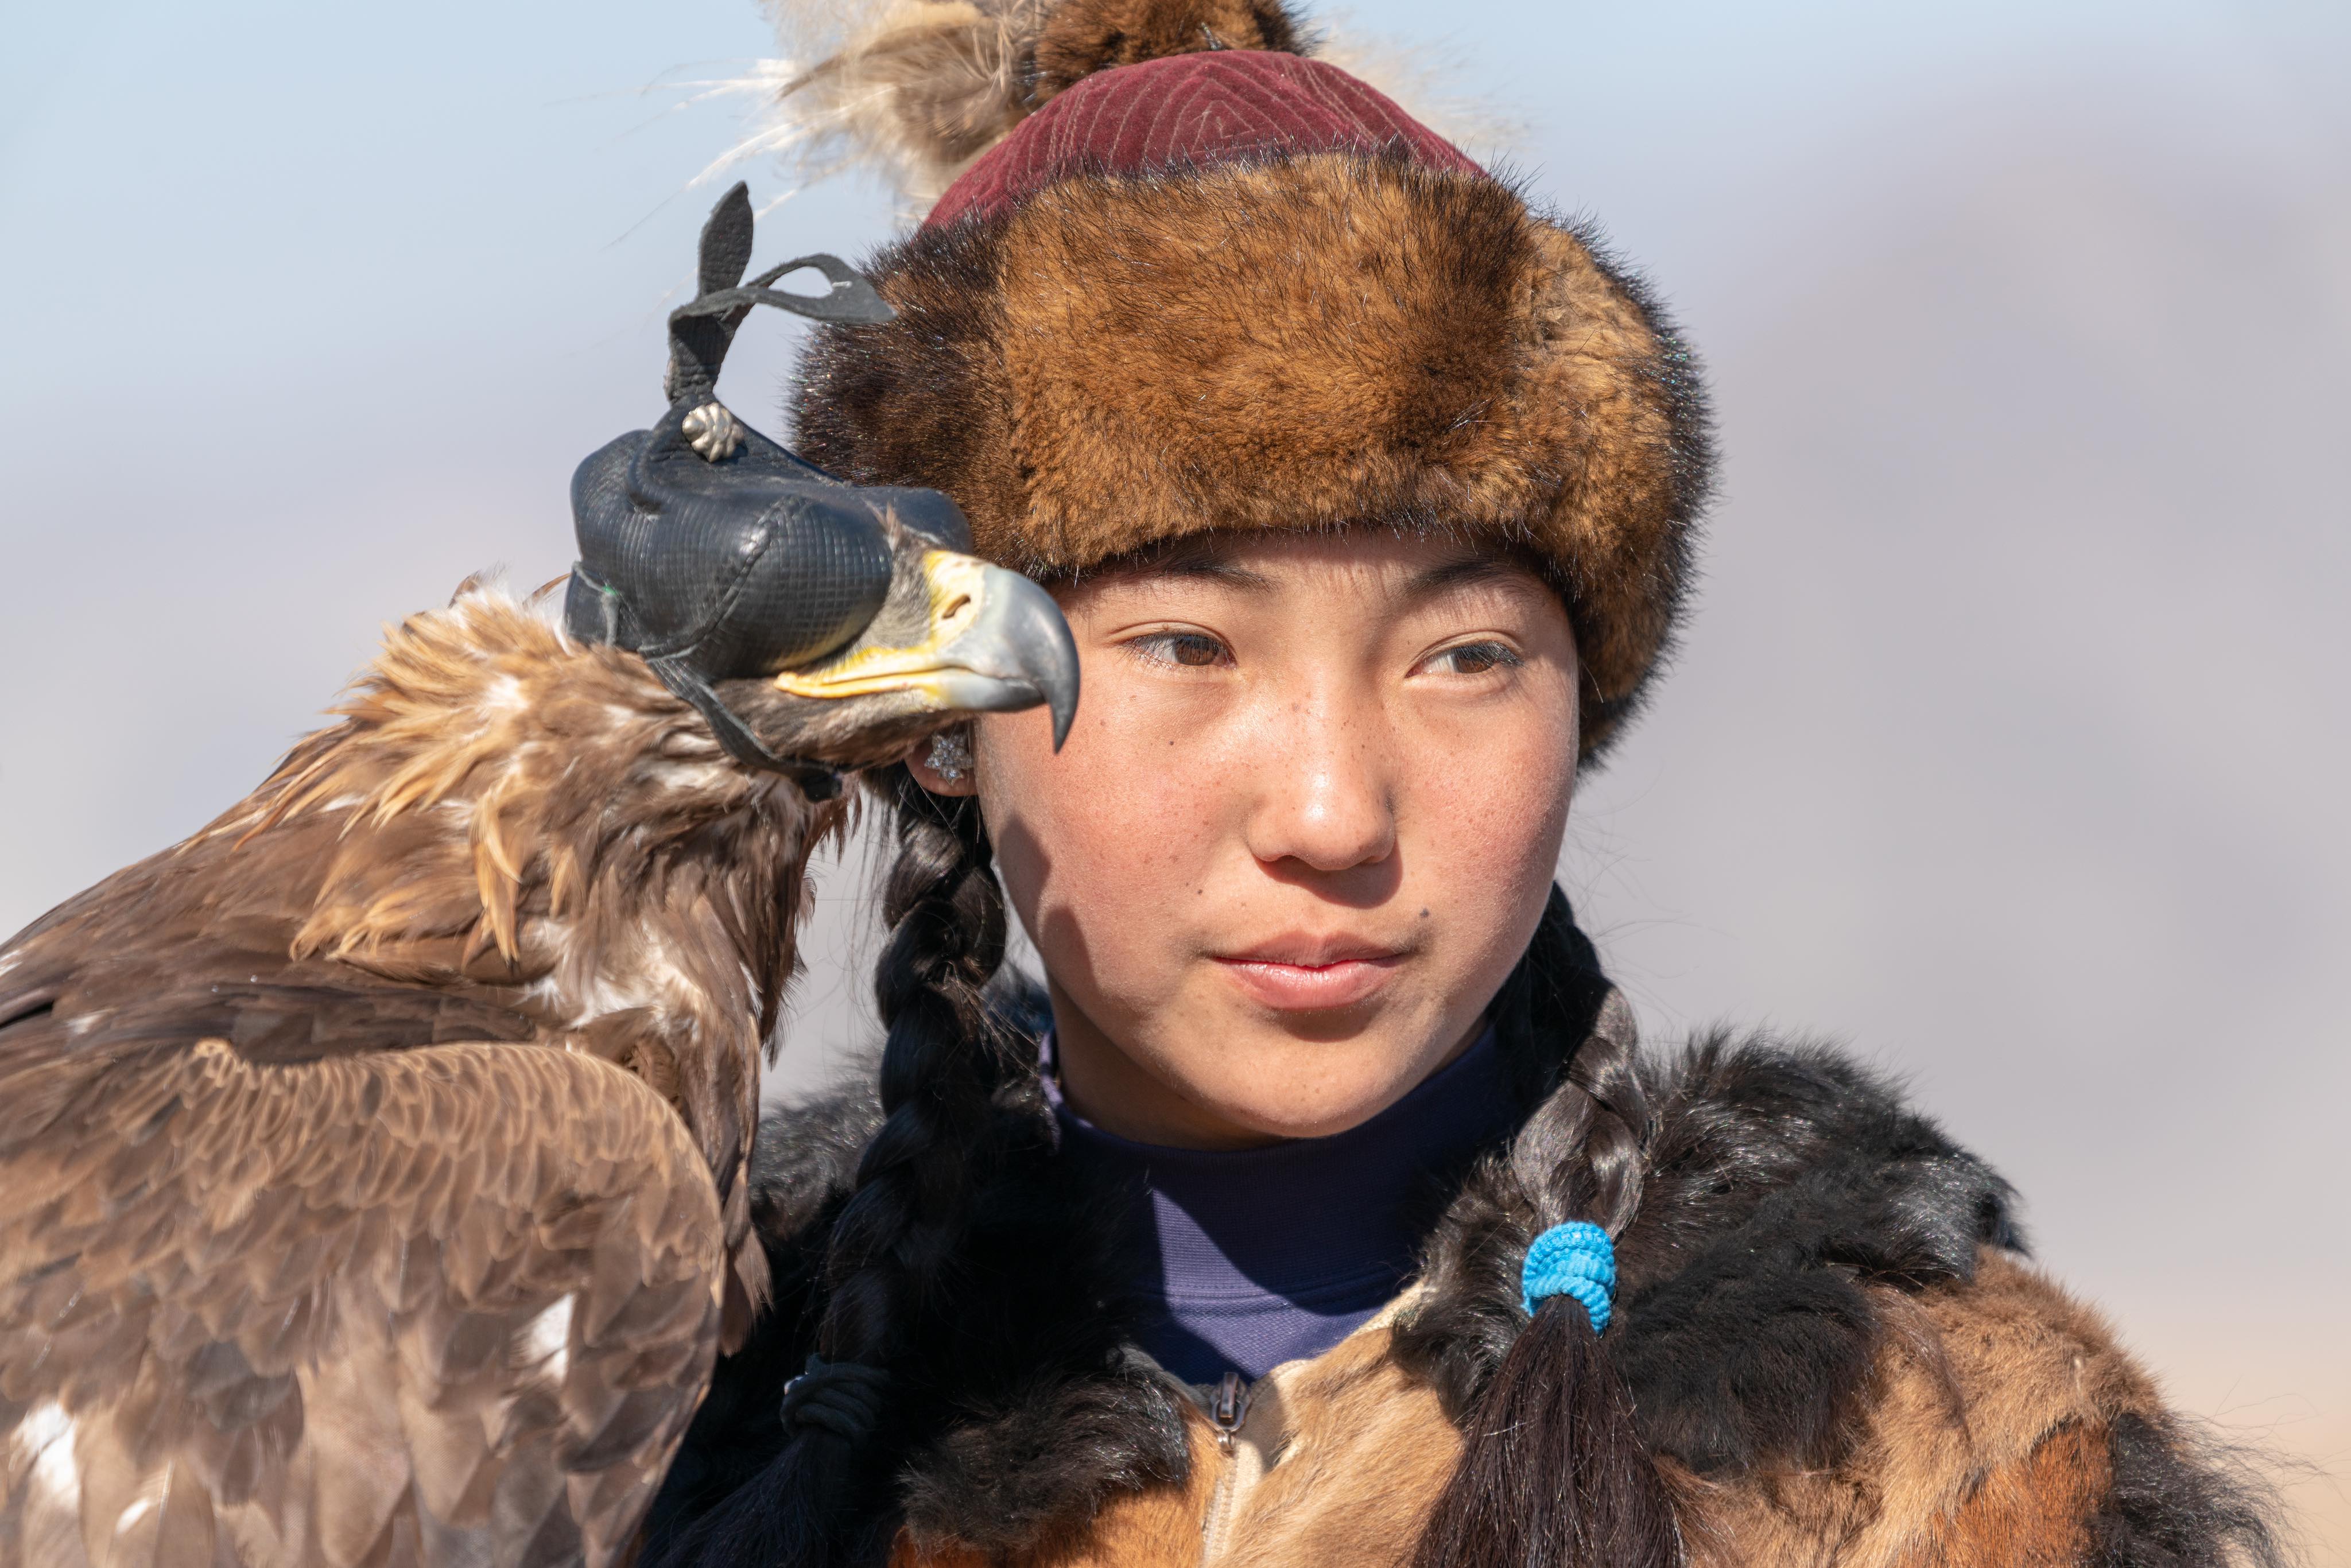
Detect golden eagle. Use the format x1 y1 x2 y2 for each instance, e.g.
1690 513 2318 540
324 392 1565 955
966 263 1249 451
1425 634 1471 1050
0 189 1075 1567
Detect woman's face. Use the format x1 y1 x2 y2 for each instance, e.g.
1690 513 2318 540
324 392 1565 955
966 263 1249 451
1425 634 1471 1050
913 531 1578 1148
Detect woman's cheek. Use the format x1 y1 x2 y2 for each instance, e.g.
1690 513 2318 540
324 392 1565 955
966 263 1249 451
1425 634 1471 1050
976 675 1232 1007
1402 696 1576 973
1430 745 1572 884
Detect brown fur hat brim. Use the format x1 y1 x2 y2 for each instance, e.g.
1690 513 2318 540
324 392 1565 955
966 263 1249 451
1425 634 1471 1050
792 151 1712 757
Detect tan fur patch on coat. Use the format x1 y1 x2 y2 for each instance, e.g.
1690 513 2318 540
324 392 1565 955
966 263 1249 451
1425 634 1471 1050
1669 1251 2159 1567
888 1254 2176 1565
1211 1318 1461 1568
1912 1421 2112 1566
889 1316 1460 1567
793 154 1710 756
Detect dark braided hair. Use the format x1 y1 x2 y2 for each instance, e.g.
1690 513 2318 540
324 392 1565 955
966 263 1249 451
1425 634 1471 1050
816 761 1016 1365
1398 886 1683 1568
649 759 1022 1567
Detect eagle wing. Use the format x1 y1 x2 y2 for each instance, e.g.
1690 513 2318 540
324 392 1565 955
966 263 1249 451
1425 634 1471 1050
0 1014 725 1568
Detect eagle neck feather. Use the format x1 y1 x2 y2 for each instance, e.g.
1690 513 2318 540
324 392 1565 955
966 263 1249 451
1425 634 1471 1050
240 592 837 1333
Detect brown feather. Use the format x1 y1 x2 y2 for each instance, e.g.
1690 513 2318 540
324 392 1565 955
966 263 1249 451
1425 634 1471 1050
0 591 864 1565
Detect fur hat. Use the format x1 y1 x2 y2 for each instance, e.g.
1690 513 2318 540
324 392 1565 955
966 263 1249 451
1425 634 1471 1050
769 0 1712 756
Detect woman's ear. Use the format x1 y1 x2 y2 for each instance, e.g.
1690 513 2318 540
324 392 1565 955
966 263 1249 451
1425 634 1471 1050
906 724 980 796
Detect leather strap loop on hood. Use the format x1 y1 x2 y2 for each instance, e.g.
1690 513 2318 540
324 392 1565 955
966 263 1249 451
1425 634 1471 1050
563 183 971 793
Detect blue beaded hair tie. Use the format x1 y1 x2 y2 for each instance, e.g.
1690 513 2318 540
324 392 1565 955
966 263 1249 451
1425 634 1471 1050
1520 1221 1617 1333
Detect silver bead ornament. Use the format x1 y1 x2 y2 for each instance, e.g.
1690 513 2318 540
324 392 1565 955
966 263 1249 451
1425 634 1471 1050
681 402 746 461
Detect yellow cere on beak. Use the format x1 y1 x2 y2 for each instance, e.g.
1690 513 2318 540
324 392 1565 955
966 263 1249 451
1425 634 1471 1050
771 550 1082 747
772 552 992 700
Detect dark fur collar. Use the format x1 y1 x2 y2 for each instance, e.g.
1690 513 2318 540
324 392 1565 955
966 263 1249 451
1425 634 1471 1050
1390 1029 2019 1476
652 1010 2019 1555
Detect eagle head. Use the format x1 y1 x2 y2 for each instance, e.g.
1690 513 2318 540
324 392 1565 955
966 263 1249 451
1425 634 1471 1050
713 503 1078 779
565 423 1076 792
561 183 1077 793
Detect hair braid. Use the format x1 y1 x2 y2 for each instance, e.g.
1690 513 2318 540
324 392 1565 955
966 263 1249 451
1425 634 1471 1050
649 762 1013 1568
817 764 1009 1360
1406 886 1682 1568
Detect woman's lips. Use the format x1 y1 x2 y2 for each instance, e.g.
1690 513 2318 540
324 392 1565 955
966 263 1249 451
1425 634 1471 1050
1211 939 1406 1011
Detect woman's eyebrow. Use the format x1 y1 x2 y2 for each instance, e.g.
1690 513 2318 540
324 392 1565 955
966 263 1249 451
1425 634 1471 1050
1114 537 1274 591
1159 557 1273 589
1398 554 1529 605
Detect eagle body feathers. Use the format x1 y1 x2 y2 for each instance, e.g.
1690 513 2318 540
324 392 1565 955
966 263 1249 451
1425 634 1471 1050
0 592 838 1567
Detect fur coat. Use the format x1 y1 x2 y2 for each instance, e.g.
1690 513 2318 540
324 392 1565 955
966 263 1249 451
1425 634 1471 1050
647 993 2283 1567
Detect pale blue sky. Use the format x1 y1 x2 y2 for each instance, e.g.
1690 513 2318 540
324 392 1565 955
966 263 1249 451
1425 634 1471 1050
4 0 2340 435
3 0 2346 1546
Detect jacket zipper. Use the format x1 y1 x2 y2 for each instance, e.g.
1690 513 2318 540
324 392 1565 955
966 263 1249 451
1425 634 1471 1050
1210 1371 1248 1454
1188 1294 1425 1564
1198 1372 1254 1565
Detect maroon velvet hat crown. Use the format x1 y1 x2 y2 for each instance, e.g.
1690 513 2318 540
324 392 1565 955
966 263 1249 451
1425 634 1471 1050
927 50 1481 230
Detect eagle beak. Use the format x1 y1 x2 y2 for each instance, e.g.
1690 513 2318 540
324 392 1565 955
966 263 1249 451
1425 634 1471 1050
771 552 1081 750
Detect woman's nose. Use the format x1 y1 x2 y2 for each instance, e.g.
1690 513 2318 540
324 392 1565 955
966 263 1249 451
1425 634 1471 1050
1243 690 1396 875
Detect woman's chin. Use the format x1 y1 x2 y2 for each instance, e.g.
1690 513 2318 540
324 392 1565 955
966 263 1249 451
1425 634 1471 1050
1203 1087 1410 1142
1183 1030 1448 1143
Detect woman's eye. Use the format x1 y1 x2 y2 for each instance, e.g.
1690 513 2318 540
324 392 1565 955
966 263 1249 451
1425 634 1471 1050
1131 631 1231 669
1422 641 1523 676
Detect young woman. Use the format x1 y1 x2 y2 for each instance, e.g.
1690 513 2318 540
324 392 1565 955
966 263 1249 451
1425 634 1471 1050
647 3 2283 1564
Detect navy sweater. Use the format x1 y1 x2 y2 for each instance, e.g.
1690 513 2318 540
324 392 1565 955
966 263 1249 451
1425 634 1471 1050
1045 1028 1514 1383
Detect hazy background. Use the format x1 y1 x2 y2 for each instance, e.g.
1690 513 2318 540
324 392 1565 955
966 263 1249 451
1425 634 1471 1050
3 0 2342 1550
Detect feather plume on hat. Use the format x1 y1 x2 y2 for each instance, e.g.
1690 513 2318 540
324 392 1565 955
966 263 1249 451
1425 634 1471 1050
723 0 1519 215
